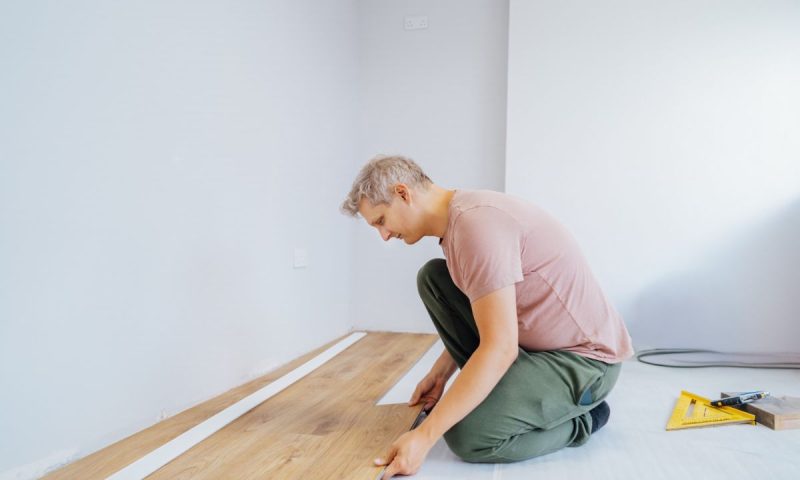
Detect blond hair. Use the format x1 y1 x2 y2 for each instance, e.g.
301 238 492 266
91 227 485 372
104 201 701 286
340 155 432 217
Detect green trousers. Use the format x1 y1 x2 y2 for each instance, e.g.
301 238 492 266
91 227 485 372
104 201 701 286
417 259 622 463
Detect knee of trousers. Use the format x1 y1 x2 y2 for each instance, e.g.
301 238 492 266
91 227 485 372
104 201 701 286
442 418 500 463
444 418 573 464
416 258 448 296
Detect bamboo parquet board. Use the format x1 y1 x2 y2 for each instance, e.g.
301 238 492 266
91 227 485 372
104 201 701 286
43 331 438 480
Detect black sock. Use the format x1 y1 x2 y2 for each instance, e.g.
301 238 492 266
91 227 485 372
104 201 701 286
589 401 611 434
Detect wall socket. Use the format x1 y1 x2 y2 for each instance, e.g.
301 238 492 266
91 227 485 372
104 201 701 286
404 15 428 30
293 248 309 269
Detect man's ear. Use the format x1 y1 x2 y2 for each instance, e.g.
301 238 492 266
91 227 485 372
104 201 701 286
394 184 410 202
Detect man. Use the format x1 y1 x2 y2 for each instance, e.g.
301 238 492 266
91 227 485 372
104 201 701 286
341 155 634 479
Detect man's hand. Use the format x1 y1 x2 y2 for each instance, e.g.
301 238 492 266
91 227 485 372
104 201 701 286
374 428 436 479
408 371 448 411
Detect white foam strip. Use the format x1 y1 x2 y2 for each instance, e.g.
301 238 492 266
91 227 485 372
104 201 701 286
376 340 458 406
106 331 367 480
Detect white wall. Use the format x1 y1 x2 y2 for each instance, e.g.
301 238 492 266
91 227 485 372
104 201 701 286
0 0 359 476
506 0 800 350
352 0 509 333
7 0 797 476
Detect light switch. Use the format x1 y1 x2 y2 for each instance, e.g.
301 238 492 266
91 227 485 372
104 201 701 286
293 248 309 268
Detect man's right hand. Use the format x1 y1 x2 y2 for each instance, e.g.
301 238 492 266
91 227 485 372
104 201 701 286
408 371 449 411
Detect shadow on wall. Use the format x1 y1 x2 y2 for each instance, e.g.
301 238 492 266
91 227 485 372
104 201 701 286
629 198 800 353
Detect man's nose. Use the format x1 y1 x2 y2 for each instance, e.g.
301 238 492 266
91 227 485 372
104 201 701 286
379 227 391 241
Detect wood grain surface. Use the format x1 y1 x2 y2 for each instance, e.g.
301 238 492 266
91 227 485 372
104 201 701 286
43 331 438 480
721 391 800 430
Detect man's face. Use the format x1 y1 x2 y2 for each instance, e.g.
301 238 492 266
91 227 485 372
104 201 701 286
358 187 424 244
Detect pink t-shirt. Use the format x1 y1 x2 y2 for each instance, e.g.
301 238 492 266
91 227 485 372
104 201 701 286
440 190 634 363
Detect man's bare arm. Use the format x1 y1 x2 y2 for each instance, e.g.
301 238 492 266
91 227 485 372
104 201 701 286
416 284 519 442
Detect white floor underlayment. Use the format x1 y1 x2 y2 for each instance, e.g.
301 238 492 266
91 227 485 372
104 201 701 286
378 341 800 480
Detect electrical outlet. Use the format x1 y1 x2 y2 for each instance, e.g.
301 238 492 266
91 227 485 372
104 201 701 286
404 15 428 30
293 248 309 269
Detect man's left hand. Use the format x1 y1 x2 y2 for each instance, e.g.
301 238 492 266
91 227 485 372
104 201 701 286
374 428 436 479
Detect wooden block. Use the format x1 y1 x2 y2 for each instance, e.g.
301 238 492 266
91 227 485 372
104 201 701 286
721 392 800 430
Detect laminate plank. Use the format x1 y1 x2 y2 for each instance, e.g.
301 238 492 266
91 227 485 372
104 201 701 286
301 404 421 480
43 332 357 480
43 331 437 480
149 332 436 479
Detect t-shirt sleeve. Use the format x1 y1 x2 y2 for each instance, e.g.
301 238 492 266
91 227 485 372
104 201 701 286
451 207 524 302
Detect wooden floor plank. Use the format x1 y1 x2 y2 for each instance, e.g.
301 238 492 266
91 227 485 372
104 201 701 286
150 332 435 479
43 332 358 480
43 331 438 480
306 404 422 480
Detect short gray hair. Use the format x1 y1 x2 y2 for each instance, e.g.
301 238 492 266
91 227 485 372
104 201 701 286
340 155 432 217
